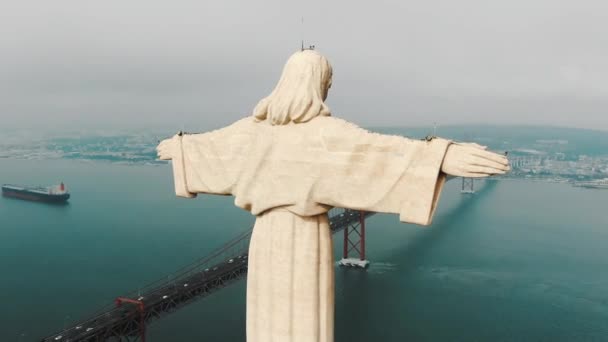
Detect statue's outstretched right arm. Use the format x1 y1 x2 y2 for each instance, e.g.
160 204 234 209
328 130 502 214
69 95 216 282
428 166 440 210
156 121 250 198
157 132 197 198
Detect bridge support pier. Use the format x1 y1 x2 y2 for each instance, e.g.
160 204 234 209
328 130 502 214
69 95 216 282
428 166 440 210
461 177 475 194
338 211 370 268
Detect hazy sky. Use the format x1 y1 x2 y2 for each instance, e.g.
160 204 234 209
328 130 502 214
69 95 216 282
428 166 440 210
1 0 607 131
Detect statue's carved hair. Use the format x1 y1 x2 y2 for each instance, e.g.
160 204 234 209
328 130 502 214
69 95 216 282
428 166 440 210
253 50 333 125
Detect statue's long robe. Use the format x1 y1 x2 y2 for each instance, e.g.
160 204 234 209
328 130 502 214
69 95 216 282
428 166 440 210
167 116 451 342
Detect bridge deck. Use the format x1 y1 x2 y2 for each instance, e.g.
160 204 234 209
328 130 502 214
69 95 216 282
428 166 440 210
42 209 373 342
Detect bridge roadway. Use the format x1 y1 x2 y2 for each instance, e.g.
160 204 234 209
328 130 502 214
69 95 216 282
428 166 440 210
42 209 373 342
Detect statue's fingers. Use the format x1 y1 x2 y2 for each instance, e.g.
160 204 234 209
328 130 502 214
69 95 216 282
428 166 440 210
470 155 510 171
461 172 492 178
156 144 171 159
468 165 506 175
157 141 174 153
471 149 509 165
458 142 487 150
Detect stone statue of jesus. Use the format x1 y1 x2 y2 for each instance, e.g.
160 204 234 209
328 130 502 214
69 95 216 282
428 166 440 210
157 50 509 342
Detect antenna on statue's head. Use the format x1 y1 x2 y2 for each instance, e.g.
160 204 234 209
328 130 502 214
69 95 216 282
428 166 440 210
301 16 305 51
299 16 316 51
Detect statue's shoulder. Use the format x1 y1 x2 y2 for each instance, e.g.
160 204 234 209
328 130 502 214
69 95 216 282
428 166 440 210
313 116 368 135
213 117 256 134
229 116 256 129
190 117 256 142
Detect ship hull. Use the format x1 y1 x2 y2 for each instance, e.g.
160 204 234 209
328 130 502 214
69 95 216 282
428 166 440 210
1 187 70 203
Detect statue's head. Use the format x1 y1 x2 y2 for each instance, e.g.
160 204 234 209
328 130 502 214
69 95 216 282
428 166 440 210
253 50 333 125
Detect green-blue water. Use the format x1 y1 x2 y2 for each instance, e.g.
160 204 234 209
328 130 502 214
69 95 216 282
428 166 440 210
2 158 608 341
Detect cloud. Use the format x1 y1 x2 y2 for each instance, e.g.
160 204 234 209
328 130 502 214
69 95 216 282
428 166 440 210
1 0 607 130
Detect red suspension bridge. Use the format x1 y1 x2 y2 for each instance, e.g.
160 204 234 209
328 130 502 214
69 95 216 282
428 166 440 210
41 208 374 342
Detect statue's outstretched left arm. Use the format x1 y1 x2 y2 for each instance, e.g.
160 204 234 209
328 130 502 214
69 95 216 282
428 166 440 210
316 119 508 225
441 143 509 178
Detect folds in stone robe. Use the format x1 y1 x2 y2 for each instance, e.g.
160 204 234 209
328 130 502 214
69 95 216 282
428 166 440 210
166 116 452 342
169 116 451 225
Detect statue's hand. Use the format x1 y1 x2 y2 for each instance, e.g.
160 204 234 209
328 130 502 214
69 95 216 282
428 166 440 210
441 144 510 178
156 136 179 160
455 142 487 150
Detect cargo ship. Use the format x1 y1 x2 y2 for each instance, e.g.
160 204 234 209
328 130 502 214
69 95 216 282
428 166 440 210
1 182 70 203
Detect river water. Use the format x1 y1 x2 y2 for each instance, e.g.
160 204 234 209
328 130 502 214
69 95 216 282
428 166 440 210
1 158 607 341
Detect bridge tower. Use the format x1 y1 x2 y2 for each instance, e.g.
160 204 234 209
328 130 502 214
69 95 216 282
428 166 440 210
338 210 370 268
461 177 475 194
115 297 146 342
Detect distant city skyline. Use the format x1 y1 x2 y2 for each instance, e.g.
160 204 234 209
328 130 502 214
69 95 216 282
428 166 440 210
1 0 607 131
